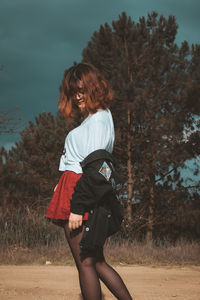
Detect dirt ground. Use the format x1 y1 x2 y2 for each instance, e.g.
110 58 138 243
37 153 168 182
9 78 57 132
0 265 199 300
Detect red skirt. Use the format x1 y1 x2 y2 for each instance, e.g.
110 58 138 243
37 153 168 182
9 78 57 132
45 171 89 221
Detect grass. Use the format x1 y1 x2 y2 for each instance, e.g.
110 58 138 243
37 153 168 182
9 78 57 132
104 239 200 266
0 207 199 266
0 238 199 266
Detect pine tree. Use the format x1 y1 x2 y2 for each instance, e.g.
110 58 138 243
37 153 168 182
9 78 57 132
0 112 74 210
82 12 200 241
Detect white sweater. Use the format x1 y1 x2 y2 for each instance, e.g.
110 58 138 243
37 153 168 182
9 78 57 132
59 109 115 174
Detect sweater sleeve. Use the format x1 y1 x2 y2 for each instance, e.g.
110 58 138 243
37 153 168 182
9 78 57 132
82 119 111 155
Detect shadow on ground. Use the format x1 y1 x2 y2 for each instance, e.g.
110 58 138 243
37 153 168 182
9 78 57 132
79 293 106 299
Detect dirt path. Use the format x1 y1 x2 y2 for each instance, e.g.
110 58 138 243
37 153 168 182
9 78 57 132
0 265 199 300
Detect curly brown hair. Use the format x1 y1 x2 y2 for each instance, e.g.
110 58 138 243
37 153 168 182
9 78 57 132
58 63 114 121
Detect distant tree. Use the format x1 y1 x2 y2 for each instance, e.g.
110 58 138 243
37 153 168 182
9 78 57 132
0 107 24 134
0 112 74 210
153 183 200 241
82 12 200 241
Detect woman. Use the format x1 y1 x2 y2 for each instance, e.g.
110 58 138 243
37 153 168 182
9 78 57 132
46 63 133 300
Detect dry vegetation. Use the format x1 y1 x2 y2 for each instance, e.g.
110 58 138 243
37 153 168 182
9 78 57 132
0 207 199 266
0 237 199 266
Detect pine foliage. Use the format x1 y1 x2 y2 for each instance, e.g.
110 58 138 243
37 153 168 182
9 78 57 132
0 112 74 210
82 12 200 240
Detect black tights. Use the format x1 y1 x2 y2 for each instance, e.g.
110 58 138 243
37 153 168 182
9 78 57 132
64 224 133 300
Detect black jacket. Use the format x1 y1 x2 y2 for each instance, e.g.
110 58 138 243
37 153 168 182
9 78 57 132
70 149 124 251
70 149 123 215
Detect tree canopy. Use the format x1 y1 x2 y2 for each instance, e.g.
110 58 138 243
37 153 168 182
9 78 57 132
0 112 75 210
82 11 200 240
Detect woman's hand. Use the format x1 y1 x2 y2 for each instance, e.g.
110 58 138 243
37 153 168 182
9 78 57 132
68 212 83 231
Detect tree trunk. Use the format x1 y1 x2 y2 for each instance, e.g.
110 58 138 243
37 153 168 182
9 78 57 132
146 184 154 242
127 108 133 222
145 132 156 242
124 37 134 223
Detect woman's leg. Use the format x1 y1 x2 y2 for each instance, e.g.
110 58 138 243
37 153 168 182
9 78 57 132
95 258 133 300
64 224 102 300
64 223 133 300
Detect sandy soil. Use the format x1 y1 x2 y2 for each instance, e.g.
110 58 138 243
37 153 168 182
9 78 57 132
0 265 199 300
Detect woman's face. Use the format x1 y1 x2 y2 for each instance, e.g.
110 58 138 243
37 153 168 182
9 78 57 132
73 81 86 111
74 91 86 111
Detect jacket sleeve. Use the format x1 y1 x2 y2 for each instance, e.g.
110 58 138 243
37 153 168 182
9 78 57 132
70 166 114 215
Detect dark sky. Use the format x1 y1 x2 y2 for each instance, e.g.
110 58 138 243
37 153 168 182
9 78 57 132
1 0 200 149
